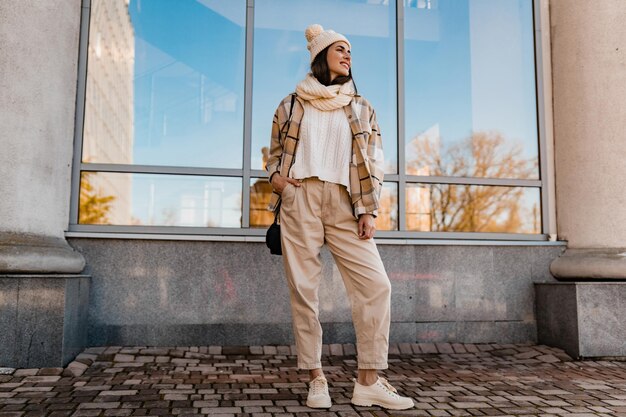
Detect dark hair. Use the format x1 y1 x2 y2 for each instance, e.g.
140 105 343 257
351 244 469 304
310 44 358 94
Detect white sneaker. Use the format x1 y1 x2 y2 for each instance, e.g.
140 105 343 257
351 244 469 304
351 377 414 410
306 375 332 408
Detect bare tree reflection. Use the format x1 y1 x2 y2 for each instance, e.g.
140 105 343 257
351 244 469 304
407 131 539 233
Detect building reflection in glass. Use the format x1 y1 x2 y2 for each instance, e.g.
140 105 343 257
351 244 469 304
82 0 135 225
83 0 246 169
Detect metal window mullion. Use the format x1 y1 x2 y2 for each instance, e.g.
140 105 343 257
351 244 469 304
404 175 542 187
375 230 548 241
69 223 266 236
250 169 268 178
66 225 549 242
80 163 243 177
534 0 551 236
396 0 407 231
69 0 92 226
241 0 255 228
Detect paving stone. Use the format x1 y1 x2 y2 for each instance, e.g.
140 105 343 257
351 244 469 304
2 344 625 416
262 346 277 355
13 369 38 377
536 354 561 363
329 344 343 356
419 343 438 354
62 362 89 378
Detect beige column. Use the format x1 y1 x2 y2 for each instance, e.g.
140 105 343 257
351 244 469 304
549 0 626 278
0 1 85 273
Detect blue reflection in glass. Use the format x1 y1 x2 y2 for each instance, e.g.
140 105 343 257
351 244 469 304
404 0 538 179
85 0 246 168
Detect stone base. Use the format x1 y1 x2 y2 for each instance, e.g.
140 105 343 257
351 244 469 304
0 233 85 273
535 282 626 358
550 248 626 279
0 274 90 368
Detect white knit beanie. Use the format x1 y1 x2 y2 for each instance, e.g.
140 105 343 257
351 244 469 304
305 24 351 63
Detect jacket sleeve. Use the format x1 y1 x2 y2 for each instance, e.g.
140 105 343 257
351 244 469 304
354 108 385 218
266 102 285 182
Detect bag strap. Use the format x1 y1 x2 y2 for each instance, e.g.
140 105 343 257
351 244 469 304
288 93 296 120
273 201 281 224
273 93 295 224
280 93 297 136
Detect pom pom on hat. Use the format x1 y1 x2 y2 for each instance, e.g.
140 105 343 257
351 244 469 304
305 24 324 44
304 23 351 63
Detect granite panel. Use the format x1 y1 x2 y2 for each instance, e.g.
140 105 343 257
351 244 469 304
530 246 565 281
0 279 19 366
535 283 580 358
454 321 497 343
69 239 561 346
15 278 65 368
415 321 457 342
236 323 295 346
493 321 536 344
90 323 296 346
321 322 356 345
492 247 534 321
378 245 417 322
411 246 456 322
447 247 499 322
75 240 293 326
0 275 90 368
389 322 417 343
412 246 503 322
577 284 626 357
62 277 90 364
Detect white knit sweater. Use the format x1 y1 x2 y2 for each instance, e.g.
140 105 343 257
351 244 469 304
290 101 352 193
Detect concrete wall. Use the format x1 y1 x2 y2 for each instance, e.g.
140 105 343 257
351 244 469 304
550 0 626 249
68 239 564 346
0 1 81 238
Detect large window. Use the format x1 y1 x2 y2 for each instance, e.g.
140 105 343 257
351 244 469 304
71 0 546 239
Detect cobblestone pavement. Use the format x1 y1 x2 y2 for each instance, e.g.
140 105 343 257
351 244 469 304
1 343 626 417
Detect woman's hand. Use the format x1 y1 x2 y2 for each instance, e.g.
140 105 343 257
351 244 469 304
358 214 376 240
271 173 301 194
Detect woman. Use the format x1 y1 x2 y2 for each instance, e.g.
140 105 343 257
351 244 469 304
266 24 414 411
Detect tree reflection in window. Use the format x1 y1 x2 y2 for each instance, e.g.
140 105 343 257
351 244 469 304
79 172 116 225
406 131 540 233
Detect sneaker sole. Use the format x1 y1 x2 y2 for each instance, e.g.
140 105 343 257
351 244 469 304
306 398 332 409
351 396 414 410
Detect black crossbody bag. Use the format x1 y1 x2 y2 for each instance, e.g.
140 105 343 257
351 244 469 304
265 94 296 256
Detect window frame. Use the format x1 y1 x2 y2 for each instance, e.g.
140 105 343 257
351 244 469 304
69 0 552 241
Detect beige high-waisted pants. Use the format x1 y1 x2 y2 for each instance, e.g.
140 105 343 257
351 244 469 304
279 177 391 370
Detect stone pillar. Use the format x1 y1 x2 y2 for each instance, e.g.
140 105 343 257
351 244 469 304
549 0 626 279
536 0 626 359
0 1 88 367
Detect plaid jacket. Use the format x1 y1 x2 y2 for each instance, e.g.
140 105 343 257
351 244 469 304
266 93 385 218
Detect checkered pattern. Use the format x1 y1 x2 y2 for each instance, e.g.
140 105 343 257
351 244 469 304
266 93 385 218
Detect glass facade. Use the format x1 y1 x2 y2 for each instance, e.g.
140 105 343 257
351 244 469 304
74 0 543 238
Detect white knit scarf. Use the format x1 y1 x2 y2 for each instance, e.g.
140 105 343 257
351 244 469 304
295 73 355 111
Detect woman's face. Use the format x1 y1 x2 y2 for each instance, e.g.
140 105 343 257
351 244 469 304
327 41 351 81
